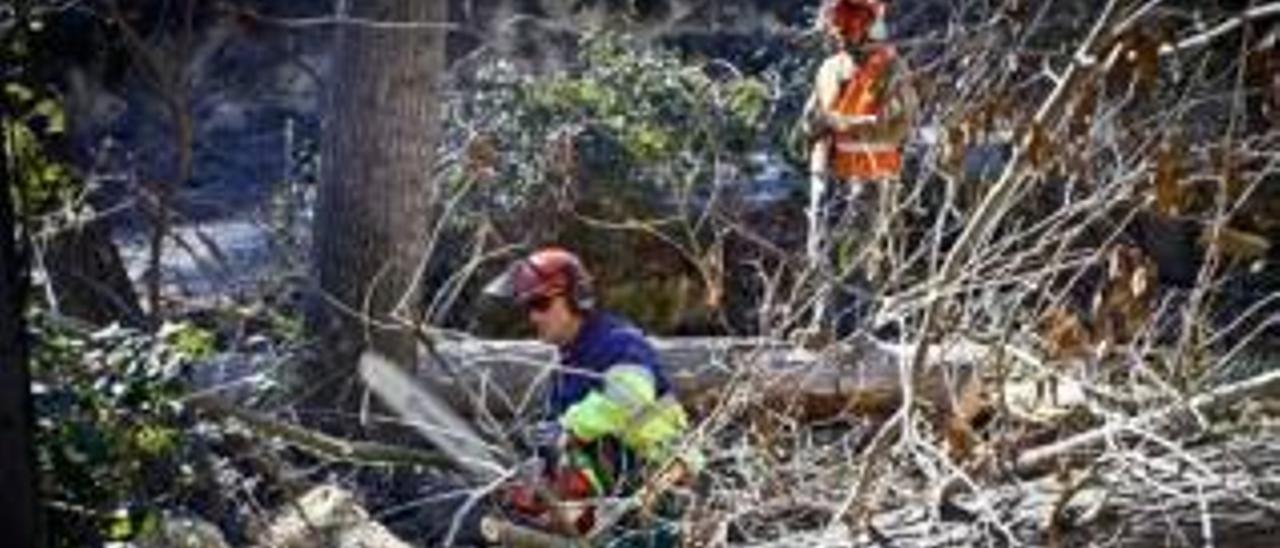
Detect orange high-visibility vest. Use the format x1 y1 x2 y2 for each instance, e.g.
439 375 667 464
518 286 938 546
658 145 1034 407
828 47 902 181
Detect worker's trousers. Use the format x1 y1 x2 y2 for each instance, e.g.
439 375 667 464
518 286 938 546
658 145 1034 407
806 171 882 338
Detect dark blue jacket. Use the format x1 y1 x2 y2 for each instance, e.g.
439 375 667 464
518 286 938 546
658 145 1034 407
549 312 672 417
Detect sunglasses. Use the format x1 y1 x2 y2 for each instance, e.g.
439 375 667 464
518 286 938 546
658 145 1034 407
524 296 555 313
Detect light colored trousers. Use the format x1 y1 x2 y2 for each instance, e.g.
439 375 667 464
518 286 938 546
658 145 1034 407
806 170 881 334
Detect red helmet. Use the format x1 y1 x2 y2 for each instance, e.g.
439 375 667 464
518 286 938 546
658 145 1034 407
824 0 884 42
484 247 596 310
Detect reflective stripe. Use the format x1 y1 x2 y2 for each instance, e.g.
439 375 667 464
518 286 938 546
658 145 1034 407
561 364 690 464
602 365 687 461
601 364 656 413
559 364 657 442
831 150 902 181
833 141 899 153
561 392 629 442
823 46 904 182
621 394 688 463
567 450 608 496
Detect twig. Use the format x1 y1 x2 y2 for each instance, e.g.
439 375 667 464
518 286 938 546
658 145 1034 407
188 397 453 469
1016 368 1280 474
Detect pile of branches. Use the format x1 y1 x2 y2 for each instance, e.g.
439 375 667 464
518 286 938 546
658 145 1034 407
665 348 1280 547
657 0 1280 543
411 1 1280 545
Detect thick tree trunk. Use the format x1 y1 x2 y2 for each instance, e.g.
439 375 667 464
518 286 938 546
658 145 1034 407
1 119 44 547
306 1 444 408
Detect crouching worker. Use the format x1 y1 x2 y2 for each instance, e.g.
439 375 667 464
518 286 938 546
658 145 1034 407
483 247 697 542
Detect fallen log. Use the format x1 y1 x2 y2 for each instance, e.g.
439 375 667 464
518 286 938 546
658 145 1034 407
415 336 768 418
419 335 987 423
420 334 990 461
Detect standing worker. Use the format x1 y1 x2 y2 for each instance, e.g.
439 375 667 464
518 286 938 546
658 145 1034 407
483 247 693 541
802 0 914 339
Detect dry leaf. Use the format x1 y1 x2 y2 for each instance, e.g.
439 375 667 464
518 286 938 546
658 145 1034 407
1130 32 1160 95
1068 80 1097 143
1152 138 1185 217
463 133 499 181
1093 245 1156 348
1039 306 1093 362
1026 121 1051 171
1105 30 1163 96
1202 226 1272 262
942 124 967 176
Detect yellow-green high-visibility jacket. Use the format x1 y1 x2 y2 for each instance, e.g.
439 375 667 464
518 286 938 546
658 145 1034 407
560 363 688 463
552 314 691 492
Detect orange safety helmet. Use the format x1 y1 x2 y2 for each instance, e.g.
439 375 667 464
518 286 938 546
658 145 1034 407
824 0 884 42
483 247 596 311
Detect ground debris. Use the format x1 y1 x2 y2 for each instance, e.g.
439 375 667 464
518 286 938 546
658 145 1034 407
252 485 413 548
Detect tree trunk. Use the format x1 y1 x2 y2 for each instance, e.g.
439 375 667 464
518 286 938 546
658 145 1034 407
1 118 44 548
306 1 444 409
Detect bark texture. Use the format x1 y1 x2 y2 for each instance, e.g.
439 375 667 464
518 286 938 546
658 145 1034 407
307 0 445 407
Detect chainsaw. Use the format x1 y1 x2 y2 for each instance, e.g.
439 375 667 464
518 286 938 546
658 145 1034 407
358 351 671 546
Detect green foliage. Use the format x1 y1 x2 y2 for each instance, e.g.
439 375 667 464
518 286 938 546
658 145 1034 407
3 8 81 224
4 93 76 215
267 307 306 342
30 314 215 546
160 321 217 361
451 34 774 228
448 34 784 331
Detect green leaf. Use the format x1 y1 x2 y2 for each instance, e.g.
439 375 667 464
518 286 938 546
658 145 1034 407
41 163 65 184
34 99 66 134
107 508 133 540
726 80 768 125
161 322 216 360
138 512 161 538
133 425 178 456
4 82 35 103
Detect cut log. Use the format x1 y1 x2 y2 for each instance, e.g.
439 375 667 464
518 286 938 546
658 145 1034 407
480 515 584 548
253 485 413 548
136 515 230 548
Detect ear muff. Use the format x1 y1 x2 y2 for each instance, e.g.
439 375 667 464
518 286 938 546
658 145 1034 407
566 260 596 312
575 286 596 311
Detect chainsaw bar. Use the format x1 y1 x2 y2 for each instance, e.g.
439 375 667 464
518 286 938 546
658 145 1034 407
358 351 510 480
